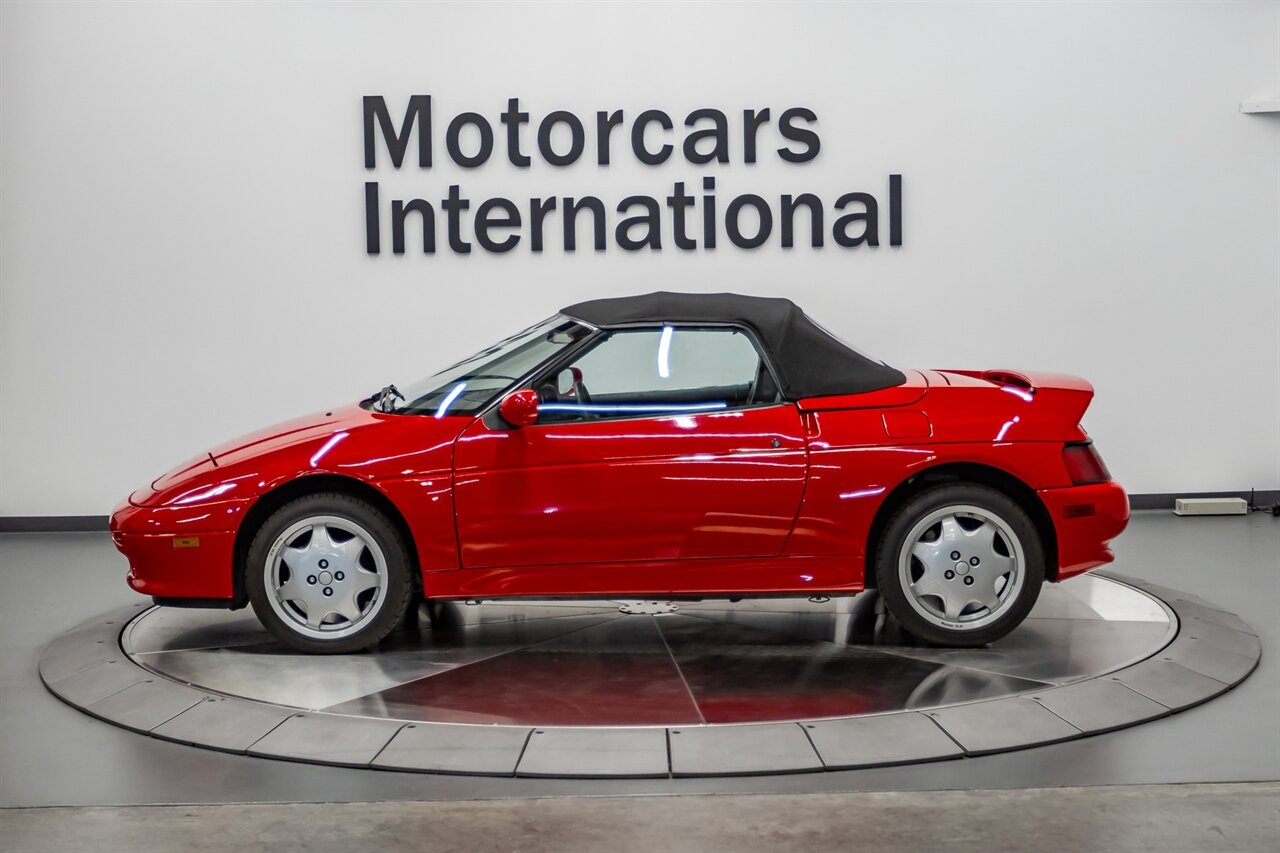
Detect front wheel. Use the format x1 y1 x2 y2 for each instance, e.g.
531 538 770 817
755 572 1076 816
246 493 414 654
875 483 1045 647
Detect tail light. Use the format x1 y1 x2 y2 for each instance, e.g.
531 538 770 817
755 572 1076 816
1063 441 1111 485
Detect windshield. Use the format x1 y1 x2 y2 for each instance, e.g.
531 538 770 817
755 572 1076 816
377 317 592 417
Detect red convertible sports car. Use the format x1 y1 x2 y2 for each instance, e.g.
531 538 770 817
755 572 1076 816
111 292 1129 653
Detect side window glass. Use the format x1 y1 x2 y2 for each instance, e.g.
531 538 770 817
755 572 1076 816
535 327 777 422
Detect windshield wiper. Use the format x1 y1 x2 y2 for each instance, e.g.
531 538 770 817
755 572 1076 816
375 384 404 413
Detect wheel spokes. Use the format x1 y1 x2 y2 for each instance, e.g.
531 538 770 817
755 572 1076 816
349 567 380 594
331 590 366 624
909 578 942 605
329 533 367 572
304 602 335 629
910 539 943 567
900 506 1025 628
940 588 968 621
267 516 387 638
276 575 311 607
937 516 964 546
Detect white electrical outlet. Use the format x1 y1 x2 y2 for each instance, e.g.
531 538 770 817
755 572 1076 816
1173 498 1249 516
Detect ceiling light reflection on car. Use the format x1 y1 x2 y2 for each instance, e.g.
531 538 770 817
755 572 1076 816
434 382 468 418
173 482 237 505
539 401 728 414
838 486 887 500
657 325 674 378
995 415 1021 442
309 431 350 467
1000 386 1034 403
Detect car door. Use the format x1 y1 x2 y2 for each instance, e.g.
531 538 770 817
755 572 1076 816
452 325 808 570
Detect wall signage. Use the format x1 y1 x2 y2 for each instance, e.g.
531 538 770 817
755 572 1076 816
363 96 902 256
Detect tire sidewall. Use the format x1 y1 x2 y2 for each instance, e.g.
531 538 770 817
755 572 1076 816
246 493 413 654
876 483 1045 647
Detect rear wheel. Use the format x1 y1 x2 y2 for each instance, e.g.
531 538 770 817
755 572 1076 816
246 493 413 654
875 483 1045 647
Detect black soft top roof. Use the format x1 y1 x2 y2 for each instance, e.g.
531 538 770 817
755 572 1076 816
561 292 906 399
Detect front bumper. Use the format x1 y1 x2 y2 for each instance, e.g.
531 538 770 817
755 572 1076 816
1038 481 1130 580
110 496 250 600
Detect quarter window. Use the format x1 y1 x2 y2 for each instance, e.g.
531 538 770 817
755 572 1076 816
534 326 779 422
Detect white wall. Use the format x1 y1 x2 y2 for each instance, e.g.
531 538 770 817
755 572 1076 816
2 0 1277 516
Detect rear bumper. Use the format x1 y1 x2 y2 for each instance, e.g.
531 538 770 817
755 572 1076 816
110 497 247 600
1037 481 1130 581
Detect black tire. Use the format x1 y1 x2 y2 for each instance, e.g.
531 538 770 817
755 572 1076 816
245 493 414 654
875 483 1045 647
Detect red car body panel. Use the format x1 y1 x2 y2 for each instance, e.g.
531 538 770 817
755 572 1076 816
452 404 808 568
1039 481 1130 579
111 367 1129 604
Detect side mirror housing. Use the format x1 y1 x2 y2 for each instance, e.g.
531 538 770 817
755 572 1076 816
498 389 540 427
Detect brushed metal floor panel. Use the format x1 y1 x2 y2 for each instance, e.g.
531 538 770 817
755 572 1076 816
680 597 836 615
1031 678 1170 733
802 713 964 769
123 608 271 655
882 618 1173 686
134 647 471 711
412 611 625 650
1172 601 1257 636
685 607 862 647
1112 660 1229 709
340 616 701 727
927 697 1082 755
1173 620 1262 659
41 609 132 652
1095 573 1212 608
55 604 149 636
44 659 148 707
668 723 823 776
1031 574 1172 622
38 629 122 684
39 606 140 683
246 713 406 767
84 678 210 733
657 614 1050 722
151 697 299 752
372 724 532 776
1162 641 1259 686
515 727 668 778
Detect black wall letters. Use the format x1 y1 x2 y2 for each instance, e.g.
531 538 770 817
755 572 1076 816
362 96 904 256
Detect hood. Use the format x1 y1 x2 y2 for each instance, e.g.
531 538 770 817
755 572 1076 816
207 406 379 467
144 407 374 495
132 405 466 508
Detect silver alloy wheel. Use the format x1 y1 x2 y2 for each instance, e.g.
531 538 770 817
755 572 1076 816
264 515 387 641
896 504 1026 631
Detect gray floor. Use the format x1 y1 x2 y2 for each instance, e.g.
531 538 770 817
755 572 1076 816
4 783 1279 853
1 512 1277 808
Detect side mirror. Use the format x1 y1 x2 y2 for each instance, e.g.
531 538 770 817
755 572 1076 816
498 389 540 427
556 368 576 397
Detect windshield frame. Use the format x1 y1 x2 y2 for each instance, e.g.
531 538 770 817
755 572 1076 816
371 316 598 418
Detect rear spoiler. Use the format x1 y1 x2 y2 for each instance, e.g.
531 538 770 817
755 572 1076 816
940 369 1095 438
941 369 1093 397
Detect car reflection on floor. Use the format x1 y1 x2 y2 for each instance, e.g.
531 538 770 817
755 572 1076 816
121 575 1174 727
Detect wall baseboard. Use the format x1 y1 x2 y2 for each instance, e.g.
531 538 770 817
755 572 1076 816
2 491 1277 533
1126 490 1278 511
0 516 111 532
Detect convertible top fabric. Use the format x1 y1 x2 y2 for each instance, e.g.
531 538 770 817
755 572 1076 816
560 292 906 399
